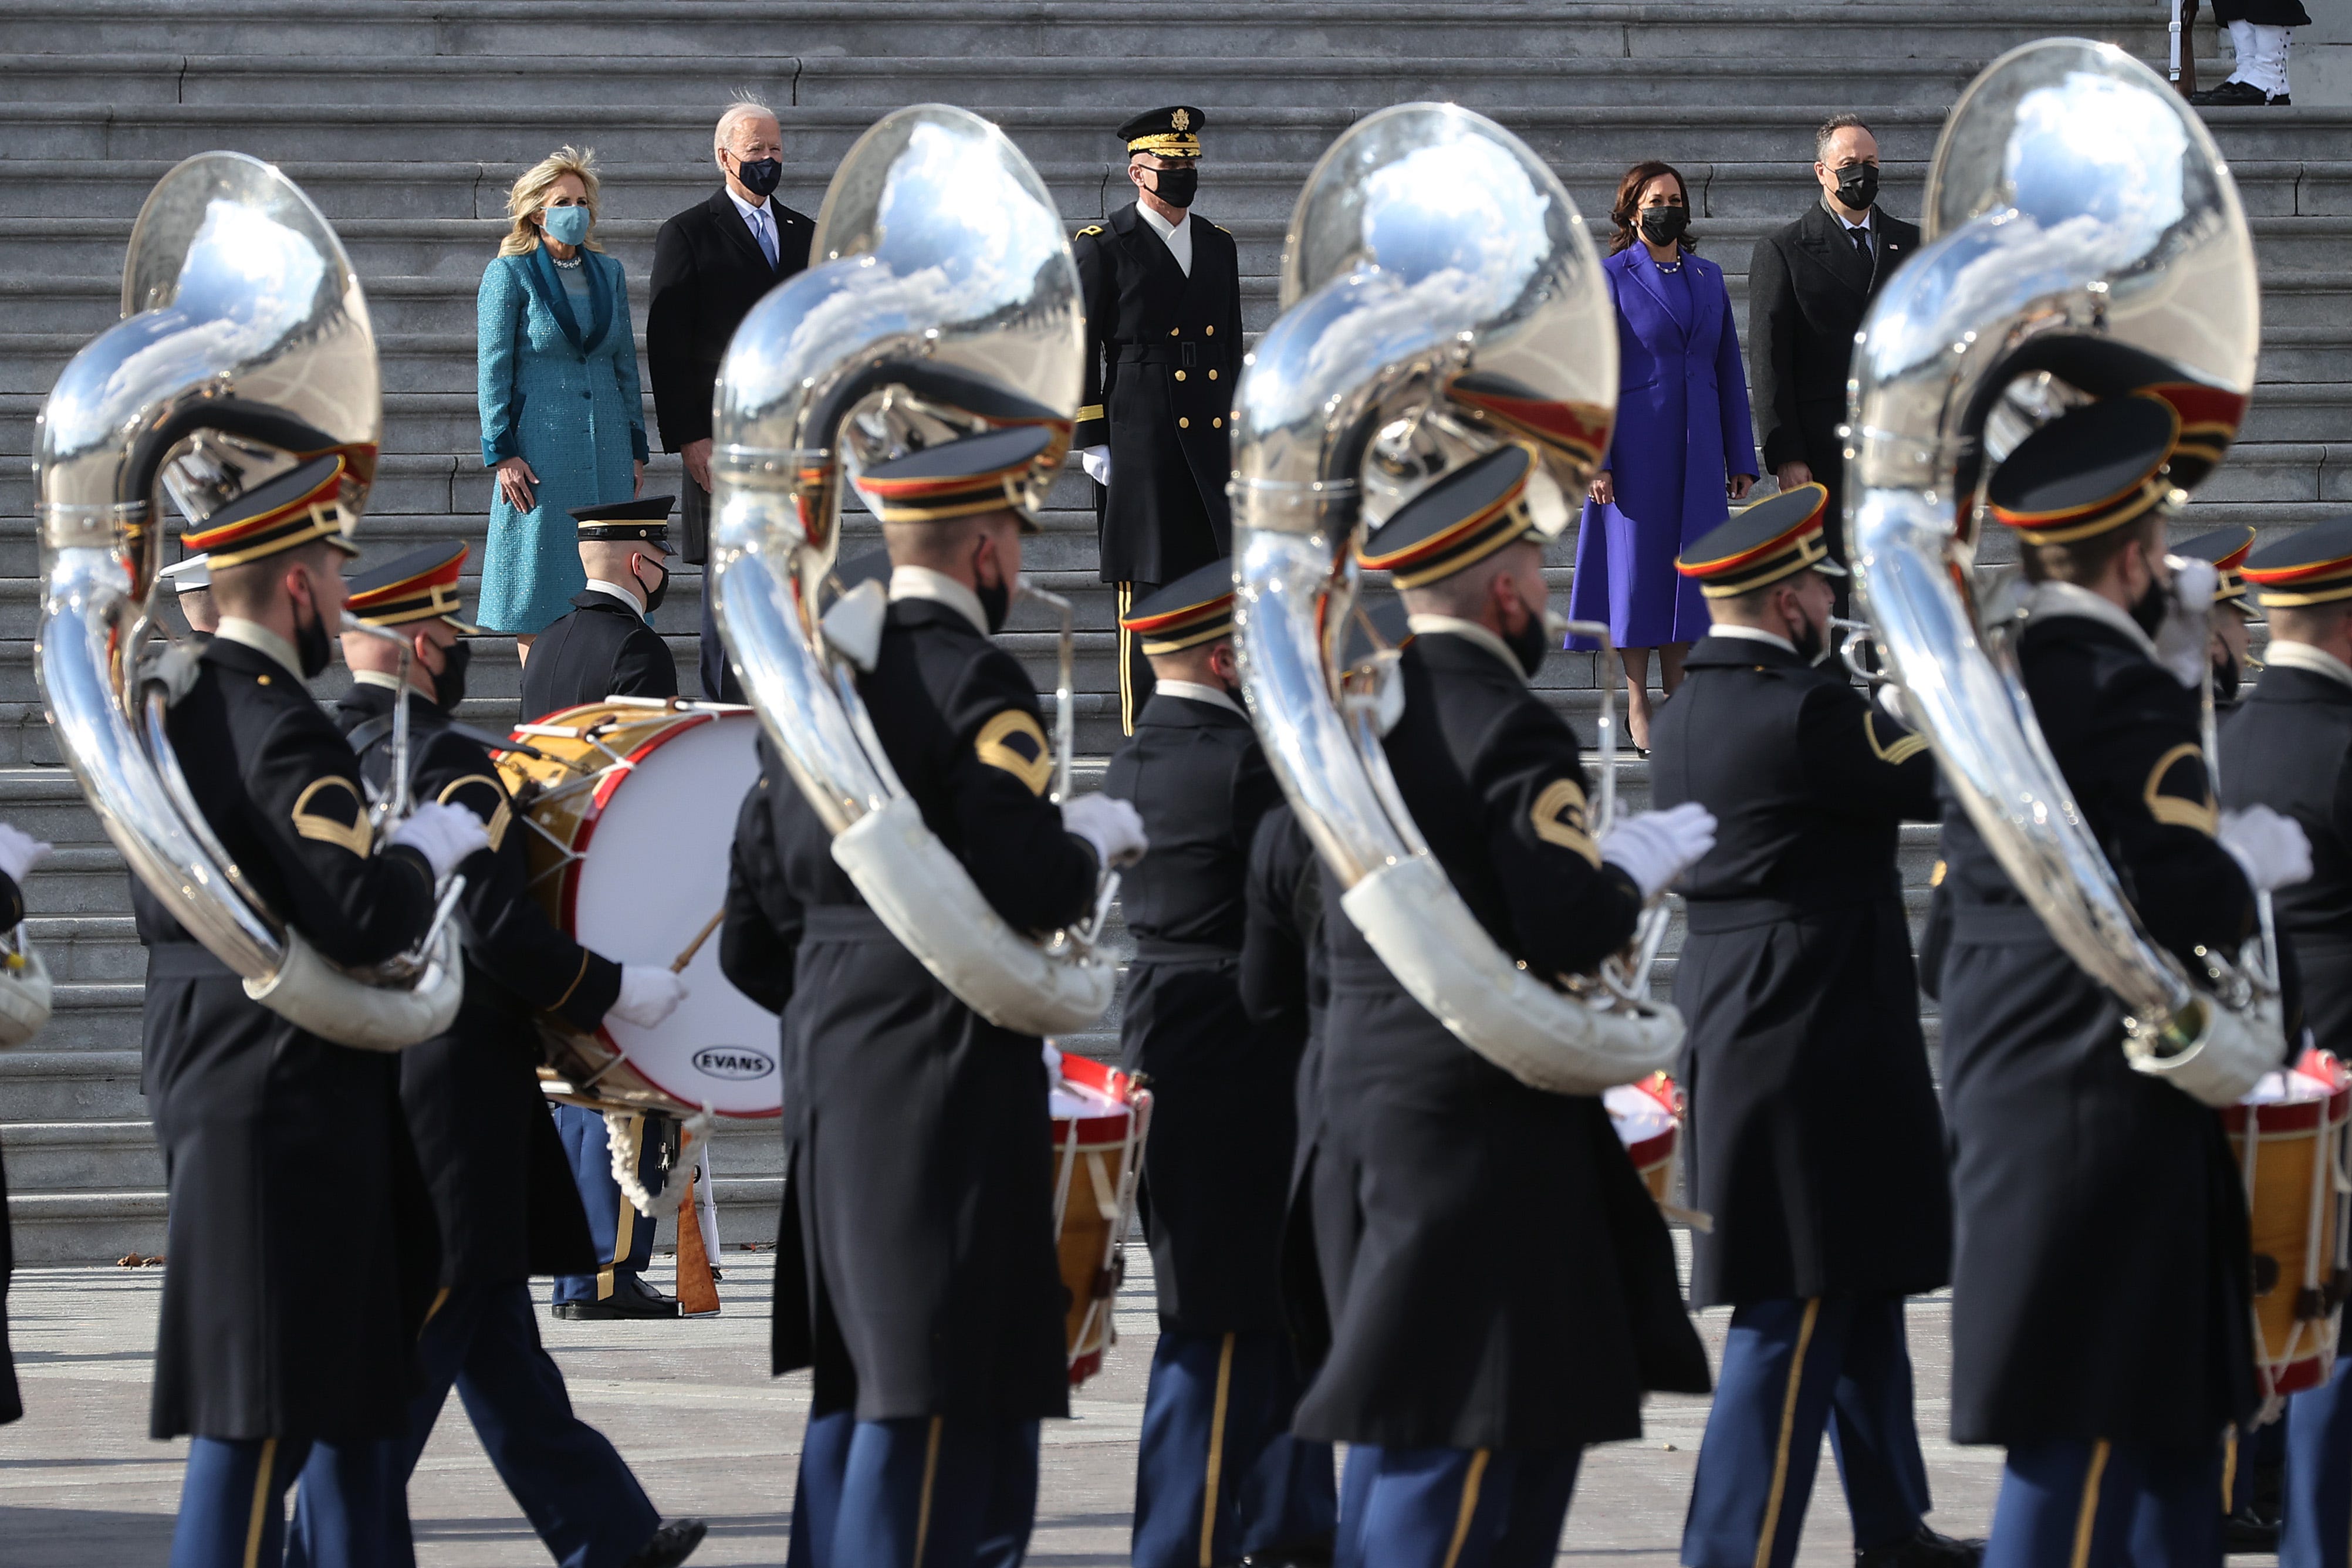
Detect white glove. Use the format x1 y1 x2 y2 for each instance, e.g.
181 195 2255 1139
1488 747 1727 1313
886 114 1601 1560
1062 793 1148 870
1080 445 1112 486
609 965 688 1029
2219 805 2313 893
1598 802 1718 900
0 823 52 886
1873 681 1910 728
385 800 491 880
2155 557 2218 690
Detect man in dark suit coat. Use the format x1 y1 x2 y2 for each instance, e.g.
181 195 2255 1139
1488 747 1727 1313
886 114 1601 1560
518 499 681 724
1746 114 1920 578
647 100 815 702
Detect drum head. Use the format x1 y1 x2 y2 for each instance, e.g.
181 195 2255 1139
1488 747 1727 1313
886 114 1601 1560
572 712 780 1116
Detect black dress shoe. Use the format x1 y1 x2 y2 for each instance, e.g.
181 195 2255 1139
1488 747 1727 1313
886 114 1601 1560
623 1518 708 1568
1856 1526 1984 1568
2189 79 2267 106
552 1275 682 1320
2223 1505 2281 1553
1241 1535 1335 1567
2269 93 2292 106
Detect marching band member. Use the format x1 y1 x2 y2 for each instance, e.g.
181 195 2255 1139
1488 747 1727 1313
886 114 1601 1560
0 820 49 1429
2180 525 2259 714
1105 560 1337 1568
2222 518 2352 1568
138 457 490 1568
720 425 1147 1568
1649 486 1974 1568
1935 394 2307 1566
283 542 704 1568
1295 446 1715 1568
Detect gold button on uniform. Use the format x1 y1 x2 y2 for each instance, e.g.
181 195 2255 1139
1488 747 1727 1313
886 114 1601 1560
1205 326 1215 336
1212 417 1223 428
1179 417 1190 428
1175 370 1186 381
1208 369 1218 380
1170 327 1179 337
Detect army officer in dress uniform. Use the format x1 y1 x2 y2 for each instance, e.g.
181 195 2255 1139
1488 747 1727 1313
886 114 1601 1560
719 420 1148 1568
1649 485 1974 1568
1296 446 1716 1567
138 454 491 1568
1072 105 1246 734
1105 562 1337 1568
284 542 704 1568
2224 520 2352 1568
1934 393 2312 1565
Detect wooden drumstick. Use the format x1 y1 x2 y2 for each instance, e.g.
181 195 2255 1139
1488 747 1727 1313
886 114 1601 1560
671 909 726 974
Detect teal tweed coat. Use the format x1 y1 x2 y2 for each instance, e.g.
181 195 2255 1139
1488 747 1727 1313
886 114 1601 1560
475 247 649 633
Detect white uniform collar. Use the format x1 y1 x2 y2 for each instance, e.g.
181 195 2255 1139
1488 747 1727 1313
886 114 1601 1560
1707 623 1799 655
1407 613 1528 684
352 668 407 694
1137 201 1193 276
214 617 305 681
2263 640 2352 692
1152 678 1245 719
2022 580 2160 662
890 564 990 637
584 579 648 621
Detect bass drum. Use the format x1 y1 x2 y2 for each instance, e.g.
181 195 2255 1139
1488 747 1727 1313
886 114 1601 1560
2226 1049 2352 1405
500 701 779 1117
1047 1046 1152 1385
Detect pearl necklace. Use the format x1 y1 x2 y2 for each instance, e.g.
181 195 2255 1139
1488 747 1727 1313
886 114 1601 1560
551 252 582 269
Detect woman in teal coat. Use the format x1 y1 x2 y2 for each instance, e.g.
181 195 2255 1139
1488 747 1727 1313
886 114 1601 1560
477 146 647 643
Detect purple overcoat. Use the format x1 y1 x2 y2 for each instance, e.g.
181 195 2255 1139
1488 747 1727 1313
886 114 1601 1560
1568 246 1758 650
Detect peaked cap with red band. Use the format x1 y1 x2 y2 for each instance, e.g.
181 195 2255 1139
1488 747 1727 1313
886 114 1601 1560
347 540 479 633
1359 445 1543 590
2245 517 2352 609
1676 482 1845 598
181 454 361 568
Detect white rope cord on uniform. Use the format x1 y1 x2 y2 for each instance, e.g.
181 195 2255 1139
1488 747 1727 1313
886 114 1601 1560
606 1106 716 1220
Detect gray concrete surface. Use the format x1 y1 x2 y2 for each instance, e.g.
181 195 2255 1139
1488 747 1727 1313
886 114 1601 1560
0 1246 2039 1567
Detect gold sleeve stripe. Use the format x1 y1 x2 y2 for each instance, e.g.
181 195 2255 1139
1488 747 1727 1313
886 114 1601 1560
975 709 1054 796
1530 778 1600 867
1929 859 1947 888
549 950 591 1013
437 774 512 853
1864 711 1931 766
290 776 372 857
2143 741 2219 836
1076 404 1104 424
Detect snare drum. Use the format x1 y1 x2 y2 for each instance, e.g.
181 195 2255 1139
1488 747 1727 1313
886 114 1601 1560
2227 1050 2352 1403
1048 1047 1152 1386
498 701 780 1118
1607 1072 1681 1205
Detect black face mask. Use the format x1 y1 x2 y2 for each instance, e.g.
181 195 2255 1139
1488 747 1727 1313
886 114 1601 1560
1791 614 1827 665
293 600 333 680
2129 574 2170 639
434 638 472 714
734 157 782 198
2214 647 2241 705
1148 165 1198 209
975 572 1012 635
1637 205 1689 246
1834 165 1880 214
633 555 671 615
1505 609 1553 678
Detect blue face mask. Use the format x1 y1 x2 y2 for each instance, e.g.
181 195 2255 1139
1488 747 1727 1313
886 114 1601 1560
544 205 591 247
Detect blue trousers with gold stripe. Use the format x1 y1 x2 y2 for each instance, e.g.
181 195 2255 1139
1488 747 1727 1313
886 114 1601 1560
1985 1439 2219 1568
551 1105 658 1307
1682 1295 1932 1568
786 1410 1040 1568
2282 1355 2352 1568
1133 1328 1337 1567
171 1435 406 1568
1334 1444 1581 1568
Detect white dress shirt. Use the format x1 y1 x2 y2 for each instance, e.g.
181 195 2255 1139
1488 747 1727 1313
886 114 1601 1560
214 617 305 681
728 185 779 268
584 579 650 621
1405 613 1527 683
1706 623 1799 656
889 564 991 637
1137 201 1193 277
1151 678 1244 718
2265 640 2352 692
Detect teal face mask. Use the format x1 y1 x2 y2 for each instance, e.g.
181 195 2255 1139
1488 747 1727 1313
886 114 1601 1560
545 205 591 247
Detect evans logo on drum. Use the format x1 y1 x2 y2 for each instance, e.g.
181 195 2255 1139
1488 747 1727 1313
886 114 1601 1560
692 1047 776 1080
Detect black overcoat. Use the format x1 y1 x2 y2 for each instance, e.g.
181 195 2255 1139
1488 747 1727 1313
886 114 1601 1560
1295 631 1709 1452
1104 691 1292 1333
1073 204 1246 586
2222 659 2352 1047
1648 634 1949 1307
721 597 1100 1421
2212 0 2312 23
1938 601 2261 1449
336 681 610 1285
144 637 443 1440
646 190 814 457
0 870 22 1424
518 589 678 722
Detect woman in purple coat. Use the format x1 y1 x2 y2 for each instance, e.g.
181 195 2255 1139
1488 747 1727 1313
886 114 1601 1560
1569 161 1758 750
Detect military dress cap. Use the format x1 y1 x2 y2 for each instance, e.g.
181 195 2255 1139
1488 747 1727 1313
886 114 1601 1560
2243 517 2352 609
1676 482 1847 599
1971 336 2245 489
1986 394 2179 546
346 540 481 633
1359 445 1543 590
857 425 1057 530
158 555 211 594
1121 558 1236 655
572 495 677 554
180 454 361 567
1119 106 1205 159
2176 524 2257 616
1342 596 1413 667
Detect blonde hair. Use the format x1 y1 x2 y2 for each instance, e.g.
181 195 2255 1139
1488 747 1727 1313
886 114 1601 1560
500 146 603 257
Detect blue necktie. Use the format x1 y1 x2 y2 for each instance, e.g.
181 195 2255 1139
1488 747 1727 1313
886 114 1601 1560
753 209 777 268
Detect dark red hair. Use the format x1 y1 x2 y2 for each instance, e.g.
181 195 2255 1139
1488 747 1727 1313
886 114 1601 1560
1608 161 1697 256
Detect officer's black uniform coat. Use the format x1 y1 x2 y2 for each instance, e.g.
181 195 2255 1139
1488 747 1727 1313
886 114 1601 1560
1938 600 2260 1448
144 637 444 1440
336 681 610 1286
517 589 677 722
1073 204 1246 587
2222 656 2352 1046
0 870 23 1425
721 596 1100 1422
1649 634 1950 1308
1296 631 1710 1451
1104 690 1291 1333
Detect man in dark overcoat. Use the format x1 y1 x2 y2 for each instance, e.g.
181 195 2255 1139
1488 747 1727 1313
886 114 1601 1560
138 455 491 1568
0 828 46 1430
647 98 815 702
519 498 681 722
2223 519 2352 1568
1935 394 2312 1562
1072 105 1247 734
1104 561 1337 1567
281 542 705 1568
718 421 1148 1567
1746 114 1918 585
1296 446 1716 1564
1649 485 1971 1568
